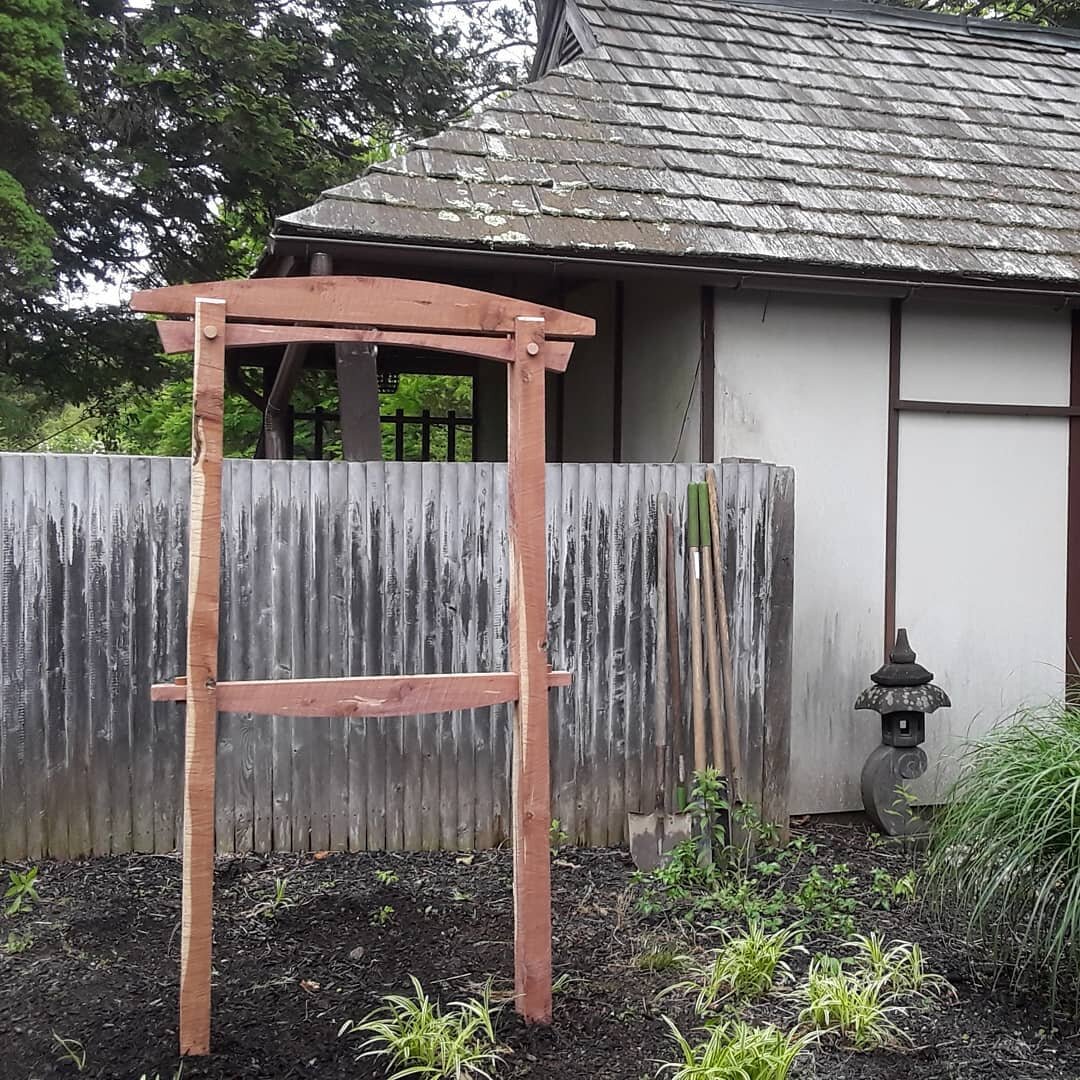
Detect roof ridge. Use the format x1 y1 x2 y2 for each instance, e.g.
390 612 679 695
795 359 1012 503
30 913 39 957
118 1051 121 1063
578 0 1080 51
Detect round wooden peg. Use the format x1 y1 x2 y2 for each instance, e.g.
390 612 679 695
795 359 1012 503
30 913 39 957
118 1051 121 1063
203 325 219 340
526 342 540 356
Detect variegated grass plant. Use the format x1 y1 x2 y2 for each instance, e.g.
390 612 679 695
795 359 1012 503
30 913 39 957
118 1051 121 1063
926 700 1080 1010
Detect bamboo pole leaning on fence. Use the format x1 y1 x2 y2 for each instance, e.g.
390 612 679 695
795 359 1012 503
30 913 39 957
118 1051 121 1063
698 483 727 782
705 468 743 800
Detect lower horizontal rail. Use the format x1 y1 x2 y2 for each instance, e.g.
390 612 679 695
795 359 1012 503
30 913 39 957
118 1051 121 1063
150 671 572 717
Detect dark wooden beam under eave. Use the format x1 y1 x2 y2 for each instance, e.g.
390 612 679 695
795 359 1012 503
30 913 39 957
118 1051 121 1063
336 343 382 460
307 250 383 460
1067 309 1080 687
612 280 624 463
884 298 902 660
700 285 715 462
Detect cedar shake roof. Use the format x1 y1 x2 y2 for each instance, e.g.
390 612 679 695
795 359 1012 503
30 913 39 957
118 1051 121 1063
276 0 1080 287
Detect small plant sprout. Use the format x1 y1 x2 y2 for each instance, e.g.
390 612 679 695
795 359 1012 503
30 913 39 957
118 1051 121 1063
791 864 857 935
249 877 294 919
657 1016 815 1080
669 921 803 1012
5 867 41 916
797 955 906 1051
371 904 395 927
870 868 917 909
52 1033 87 1073
339 976 507 1080
4 930 32 954
847 934 953 1000
549 818 569 851
634 937 691 974
375 869 400 886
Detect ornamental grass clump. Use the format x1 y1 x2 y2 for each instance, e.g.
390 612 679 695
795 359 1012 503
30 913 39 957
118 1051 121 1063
339 976 506 1080
665 920 802 1012
796 955 906 1051
926 701 1080 1010
657 1017 815 1080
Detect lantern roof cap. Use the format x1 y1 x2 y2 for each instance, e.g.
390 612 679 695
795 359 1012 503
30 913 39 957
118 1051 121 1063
871 629 934 687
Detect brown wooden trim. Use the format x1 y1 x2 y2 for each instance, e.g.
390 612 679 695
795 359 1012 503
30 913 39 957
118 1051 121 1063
150 671 572 714
180 298 226 1056
1068 310 1080 683
612 280 624 463
884 299 901 661
897 399 1080 417
508 316 553 1024
156 321 575 372
700 285 715 461
132 276 596 339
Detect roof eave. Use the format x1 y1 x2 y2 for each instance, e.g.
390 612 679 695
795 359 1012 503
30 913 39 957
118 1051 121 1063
266 228 1080 308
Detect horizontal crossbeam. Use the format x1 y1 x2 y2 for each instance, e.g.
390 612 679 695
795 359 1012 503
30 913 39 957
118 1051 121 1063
131 276 595 340
150 671 572 717
154 321 575 372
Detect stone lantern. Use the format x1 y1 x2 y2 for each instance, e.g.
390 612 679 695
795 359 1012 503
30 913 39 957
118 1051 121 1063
855 629 950 837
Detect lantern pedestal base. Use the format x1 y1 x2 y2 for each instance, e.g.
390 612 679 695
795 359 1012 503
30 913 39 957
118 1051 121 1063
860 744 928 837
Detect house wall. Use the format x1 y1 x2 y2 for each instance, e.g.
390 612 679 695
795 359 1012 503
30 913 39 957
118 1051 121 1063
620 279 701 463
713 291 1072 813
713 292 891 813
895 301 1070 800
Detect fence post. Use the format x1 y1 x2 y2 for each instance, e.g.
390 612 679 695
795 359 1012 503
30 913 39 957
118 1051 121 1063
180 297 226 1056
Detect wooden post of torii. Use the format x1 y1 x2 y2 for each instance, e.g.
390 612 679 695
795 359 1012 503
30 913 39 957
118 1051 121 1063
130 276 595 1054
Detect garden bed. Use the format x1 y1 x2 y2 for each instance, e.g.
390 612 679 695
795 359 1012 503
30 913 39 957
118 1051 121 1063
2 821 1076 1079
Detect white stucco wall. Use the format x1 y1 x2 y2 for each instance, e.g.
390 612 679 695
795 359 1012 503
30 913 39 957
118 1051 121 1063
896 301 1071 798
713 292 1072 812
900 303 1071 406
621 279 700 463
714 291 891 813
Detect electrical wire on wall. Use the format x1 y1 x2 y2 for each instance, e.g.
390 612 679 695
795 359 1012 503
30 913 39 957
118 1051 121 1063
670 353 702 463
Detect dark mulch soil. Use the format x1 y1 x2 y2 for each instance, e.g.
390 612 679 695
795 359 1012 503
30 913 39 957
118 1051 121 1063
3 821 1079 1080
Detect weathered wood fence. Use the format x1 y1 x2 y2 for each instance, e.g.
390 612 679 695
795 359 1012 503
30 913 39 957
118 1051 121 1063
0 455 793 860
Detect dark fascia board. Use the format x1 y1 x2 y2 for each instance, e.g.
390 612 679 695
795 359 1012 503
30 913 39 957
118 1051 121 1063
266 231 1080 309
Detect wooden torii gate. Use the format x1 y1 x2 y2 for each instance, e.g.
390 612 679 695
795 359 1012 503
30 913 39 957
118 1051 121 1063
129 276 595 1056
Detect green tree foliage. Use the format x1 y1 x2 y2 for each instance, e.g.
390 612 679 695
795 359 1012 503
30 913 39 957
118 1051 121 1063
114 372 475 461
0 0 531 430
885 0 1079 28
0 0 72 289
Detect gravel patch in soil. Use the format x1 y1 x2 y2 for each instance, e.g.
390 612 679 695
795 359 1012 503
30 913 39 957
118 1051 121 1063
2 821 1078 1079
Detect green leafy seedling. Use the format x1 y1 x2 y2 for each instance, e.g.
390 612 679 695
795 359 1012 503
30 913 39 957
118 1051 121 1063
371 904 395 927
375 869 399 886
549 818 569 851
5 867 40 916
4 930 32 954
870 868 917 910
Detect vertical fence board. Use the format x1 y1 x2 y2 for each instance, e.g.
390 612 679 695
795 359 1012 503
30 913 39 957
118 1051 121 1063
41 455 68 858
0 455 793 858
129 456 155 853
762 468 796 836
1 456 27 859
327 461 350 852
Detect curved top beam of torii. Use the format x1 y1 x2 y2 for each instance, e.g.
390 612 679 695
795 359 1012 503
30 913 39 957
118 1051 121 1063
131 275 595 371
